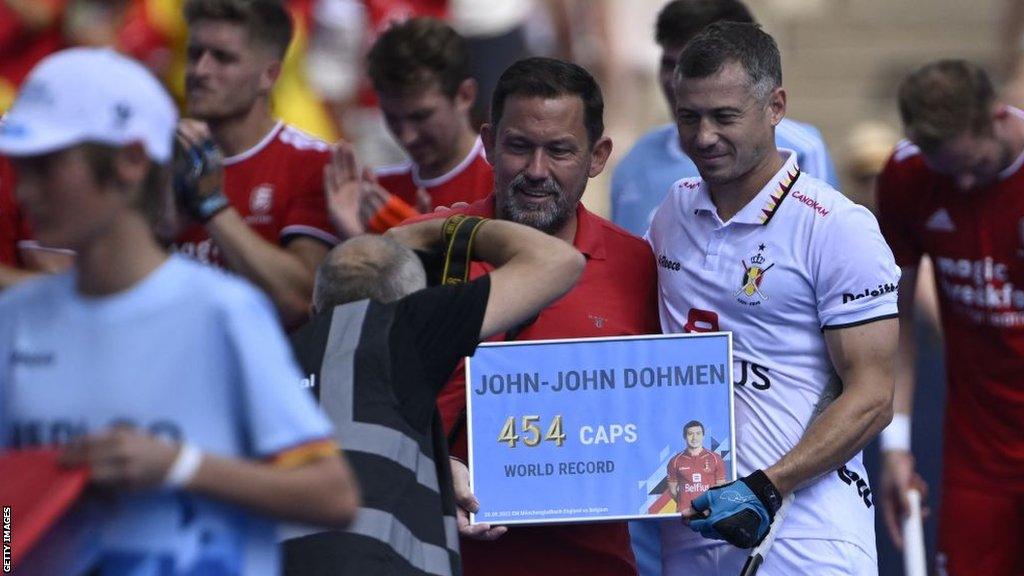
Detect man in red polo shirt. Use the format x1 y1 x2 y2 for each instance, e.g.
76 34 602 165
877 60 1024 575
667 420 727 510
414 57 659 576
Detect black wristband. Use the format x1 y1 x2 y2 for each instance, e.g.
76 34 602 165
740 469 783 521
441 216 487 285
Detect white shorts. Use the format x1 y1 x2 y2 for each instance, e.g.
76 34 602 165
661 538 877 576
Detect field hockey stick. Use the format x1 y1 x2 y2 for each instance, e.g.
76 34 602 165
737 492 795 575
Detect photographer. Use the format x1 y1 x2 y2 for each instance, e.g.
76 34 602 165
283 215 584 575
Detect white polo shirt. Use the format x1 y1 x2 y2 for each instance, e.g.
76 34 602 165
646 151 899 560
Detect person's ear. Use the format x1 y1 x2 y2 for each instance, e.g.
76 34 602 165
260 59 282 93
767 87 787 127
113 142 151 189
587 136 614 179
481 122 495 159
455 78 477 114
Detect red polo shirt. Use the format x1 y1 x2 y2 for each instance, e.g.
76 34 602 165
430 194 660 576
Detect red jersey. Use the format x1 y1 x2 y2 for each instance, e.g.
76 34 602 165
420 195 660 576
877 139 1024 491
375 137 492 211
365 0 446 27
0 1 65 109
666 449 726 510
175 122 339 267
0 155 31 267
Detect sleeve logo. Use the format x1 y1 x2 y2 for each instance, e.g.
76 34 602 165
842 283 897 304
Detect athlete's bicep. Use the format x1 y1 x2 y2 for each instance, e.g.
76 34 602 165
824 317 898 400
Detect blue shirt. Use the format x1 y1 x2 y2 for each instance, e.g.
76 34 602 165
612 120 839 236
0 256 334 575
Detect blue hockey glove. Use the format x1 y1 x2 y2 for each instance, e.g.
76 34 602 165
173 136 228 222
688 469 783 548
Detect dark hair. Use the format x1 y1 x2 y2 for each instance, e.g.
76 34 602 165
184 0 293 59
367 17 470 98
656 0 755 47
683 420 704 434
675 22 781 101
490 57 604 145
898 60 996 153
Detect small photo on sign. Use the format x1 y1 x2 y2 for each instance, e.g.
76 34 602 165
647 419 729 515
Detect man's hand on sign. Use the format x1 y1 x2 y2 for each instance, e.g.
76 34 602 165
451 456 507 540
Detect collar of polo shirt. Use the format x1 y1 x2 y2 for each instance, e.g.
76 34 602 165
692 150 802 226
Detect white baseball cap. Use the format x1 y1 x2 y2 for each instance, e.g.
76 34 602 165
0 47 178 163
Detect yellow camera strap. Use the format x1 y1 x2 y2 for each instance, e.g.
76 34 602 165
440 215 488 285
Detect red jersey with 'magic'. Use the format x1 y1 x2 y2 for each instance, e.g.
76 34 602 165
414 194 659 576
667 448 726 509
877 139 1024 491
175 122 339 266
376 137 492 211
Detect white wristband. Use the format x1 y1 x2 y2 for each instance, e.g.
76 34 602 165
164 443 204 488
880 413 911 452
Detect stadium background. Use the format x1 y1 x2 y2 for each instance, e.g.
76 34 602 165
2 0 1005 573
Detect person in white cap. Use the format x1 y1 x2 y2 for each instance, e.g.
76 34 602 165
0 47 359 575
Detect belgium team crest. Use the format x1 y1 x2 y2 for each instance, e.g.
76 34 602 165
736 244 774 305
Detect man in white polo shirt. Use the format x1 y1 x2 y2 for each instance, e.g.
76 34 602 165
646 23 899 574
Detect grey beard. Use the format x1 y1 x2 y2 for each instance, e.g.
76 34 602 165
497 174 578 235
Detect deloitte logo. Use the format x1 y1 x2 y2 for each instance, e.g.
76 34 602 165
842 283 897 304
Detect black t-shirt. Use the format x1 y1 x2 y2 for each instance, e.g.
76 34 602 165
387 276 491 431
285 276 490 576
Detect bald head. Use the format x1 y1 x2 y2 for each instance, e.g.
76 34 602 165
313 235 428 312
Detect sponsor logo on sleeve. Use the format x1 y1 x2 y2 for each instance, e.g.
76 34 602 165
842 283 897 304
